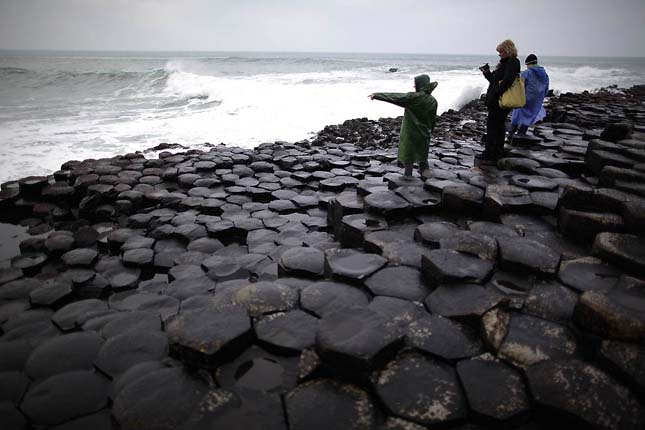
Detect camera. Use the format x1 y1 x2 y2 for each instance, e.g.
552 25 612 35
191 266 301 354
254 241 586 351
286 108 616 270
478 63 490 72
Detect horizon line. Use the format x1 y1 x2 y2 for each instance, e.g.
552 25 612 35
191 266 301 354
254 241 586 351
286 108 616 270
1 48 644 60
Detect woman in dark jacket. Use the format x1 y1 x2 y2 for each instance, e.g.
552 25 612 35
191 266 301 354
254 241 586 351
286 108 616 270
478 39 521 161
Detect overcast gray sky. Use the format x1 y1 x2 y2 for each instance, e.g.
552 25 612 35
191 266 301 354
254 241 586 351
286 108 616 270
1 0 644 57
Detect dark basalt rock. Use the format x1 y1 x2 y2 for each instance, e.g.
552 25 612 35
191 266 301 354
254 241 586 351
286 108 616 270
230 281 298 317
186 236 224 253
2 87 645 428
52 299 109 331
25 332 104 381
592 232 645 274
18 176 48 198
61 248 99 267
207 390 288 430
378 417 432 430
0 300 30 325
0 267 23 286
327 192 364 236
524 280 579 324
526 358 644 429
0 340 33 372
456 354 530 423
510 174 558 191
325 248 387 283
497 157 540 173
94 329 168 379
49 410 113 430
374 351 468 426
395 186 440 212
168 263 205 281
113 367 237 430
557 257 620 292
338 213 387 248
599 340 645 397
256 310 319 353
573 275 645 342
442 184 484 215
368 296 425 332
21 370 108 426
110 293 179 322
483 185 532 219
286 379 376 430
414 222 459 248
500 213 555 235
407 315 483 360
166 305 251 367
468 220 519 238
439 231 498 261
45 233 76 256
300 281 370 317
364 191 410 218
99 311 162 338
278 246 325 278
121 246 158 271
166 275 216 300
201 255 250 282
498 237 561 277
421 249 494 285
425 283 503 319
316 306 403 369
497 314 577 368
111 360 166 401
364 266 428 301
11 252 48 276
0 371 29 404
364 229 431 268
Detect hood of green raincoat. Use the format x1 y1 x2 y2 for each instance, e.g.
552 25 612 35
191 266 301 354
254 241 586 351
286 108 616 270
414 74 438 94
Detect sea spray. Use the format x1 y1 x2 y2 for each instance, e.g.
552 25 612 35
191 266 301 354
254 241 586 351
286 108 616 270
1 51 644 182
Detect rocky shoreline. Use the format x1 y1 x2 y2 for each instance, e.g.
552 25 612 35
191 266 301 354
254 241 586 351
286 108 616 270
1 86 644 429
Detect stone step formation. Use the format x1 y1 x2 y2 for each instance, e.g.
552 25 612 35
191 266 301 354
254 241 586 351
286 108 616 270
0 85 644 430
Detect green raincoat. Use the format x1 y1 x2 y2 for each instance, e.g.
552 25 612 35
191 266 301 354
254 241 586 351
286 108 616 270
373 75 438 163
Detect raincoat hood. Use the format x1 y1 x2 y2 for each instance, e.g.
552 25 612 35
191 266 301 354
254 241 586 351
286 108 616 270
415 74 438 93
528 65 548 80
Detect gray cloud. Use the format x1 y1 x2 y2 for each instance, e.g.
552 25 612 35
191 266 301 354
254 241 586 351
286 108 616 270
1 0 644 56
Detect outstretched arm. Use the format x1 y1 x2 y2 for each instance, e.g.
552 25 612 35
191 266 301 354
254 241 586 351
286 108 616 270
369 92 416 108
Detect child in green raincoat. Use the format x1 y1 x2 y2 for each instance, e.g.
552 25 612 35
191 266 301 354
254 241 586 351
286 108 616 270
369 74 438 177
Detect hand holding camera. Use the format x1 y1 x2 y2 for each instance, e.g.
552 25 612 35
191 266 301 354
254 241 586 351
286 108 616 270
478 63 490 73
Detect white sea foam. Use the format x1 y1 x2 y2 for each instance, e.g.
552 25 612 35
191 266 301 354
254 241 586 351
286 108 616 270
0 53 643 183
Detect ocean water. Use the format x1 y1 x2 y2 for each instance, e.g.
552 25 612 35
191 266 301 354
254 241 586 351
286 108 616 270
1 50 644 183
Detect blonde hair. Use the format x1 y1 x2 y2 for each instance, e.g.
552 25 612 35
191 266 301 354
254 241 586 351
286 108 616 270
496 39 518 58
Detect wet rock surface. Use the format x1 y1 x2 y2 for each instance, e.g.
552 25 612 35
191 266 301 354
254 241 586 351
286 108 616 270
1 85 644 428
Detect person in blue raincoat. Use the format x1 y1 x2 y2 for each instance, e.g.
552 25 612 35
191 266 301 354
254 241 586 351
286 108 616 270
509 54 550 139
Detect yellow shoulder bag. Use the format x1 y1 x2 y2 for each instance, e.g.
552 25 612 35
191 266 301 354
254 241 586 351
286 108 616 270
499 75 526 109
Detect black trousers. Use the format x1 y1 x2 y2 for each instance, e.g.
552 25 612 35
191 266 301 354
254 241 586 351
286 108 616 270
485 104 510 157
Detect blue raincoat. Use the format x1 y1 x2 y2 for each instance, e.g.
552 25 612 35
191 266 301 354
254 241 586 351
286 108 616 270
511 66 549 126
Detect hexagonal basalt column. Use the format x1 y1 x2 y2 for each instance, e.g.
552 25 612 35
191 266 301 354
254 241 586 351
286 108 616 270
364 191 410 219
113 367 238 430
573 275 645 343
286 379 376 430
373 351 468 427
497 314 577 368
456 353 530 424
278 246 325 278
526 359 644 429
316 307 403 369
166 305 252 367
421 249 494 285
325 248 387 284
